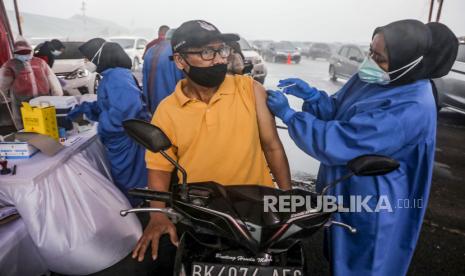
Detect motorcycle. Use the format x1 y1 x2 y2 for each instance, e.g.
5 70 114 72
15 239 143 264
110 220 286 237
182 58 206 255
120 119 399 276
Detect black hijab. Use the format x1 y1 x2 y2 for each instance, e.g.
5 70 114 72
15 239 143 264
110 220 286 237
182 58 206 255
50 39 65 50
79 38 132 73
373 19 458 85
422 22 458 79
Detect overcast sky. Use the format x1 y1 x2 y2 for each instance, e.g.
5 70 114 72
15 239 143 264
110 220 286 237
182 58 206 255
6 0 465 43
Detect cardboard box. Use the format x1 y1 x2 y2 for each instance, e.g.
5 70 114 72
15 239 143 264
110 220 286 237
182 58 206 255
0 134 38 159
20 102 59 140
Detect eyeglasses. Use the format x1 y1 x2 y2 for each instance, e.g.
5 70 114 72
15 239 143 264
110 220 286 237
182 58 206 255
368 45 388 64
181 46 231 61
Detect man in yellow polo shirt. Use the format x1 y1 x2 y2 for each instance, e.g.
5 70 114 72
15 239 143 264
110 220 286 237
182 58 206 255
132 20 292 267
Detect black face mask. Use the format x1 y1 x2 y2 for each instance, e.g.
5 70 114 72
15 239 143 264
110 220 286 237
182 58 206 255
183 62 227 88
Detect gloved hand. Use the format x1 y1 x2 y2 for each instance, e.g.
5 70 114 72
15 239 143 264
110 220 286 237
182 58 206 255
67 105 84 121
266 90 296 124
278 78 321 103
67 102 100 122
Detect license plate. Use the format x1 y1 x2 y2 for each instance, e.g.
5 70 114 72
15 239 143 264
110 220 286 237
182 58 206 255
192 262 303 276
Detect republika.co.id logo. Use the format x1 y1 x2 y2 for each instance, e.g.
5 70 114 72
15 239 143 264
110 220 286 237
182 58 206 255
263 195 424 213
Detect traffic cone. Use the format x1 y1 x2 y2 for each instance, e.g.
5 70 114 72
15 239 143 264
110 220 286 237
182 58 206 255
287 54 292 64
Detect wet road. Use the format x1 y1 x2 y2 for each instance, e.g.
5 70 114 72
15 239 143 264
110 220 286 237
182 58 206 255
263 59 345 180
263 59 342 180
263 58 465 275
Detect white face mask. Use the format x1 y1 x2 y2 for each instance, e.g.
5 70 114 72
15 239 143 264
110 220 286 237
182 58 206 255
358 55 424 85
51 50 62 56
14 54 32 63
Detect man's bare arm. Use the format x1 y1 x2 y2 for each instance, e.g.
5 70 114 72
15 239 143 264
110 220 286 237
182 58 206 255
253 80 292 190
147 169 172 209
132 169 178 261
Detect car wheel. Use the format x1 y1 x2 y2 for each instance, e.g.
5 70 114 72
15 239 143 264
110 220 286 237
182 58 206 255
329 65 337 81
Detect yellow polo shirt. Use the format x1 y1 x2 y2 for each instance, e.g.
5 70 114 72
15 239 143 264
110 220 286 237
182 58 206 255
145 75 274 187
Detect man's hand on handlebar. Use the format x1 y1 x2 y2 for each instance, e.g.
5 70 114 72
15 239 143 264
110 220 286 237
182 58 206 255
132 213 179 262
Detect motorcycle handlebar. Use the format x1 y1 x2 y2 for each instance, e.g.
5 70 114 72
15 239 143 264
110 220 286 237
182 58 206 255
128 188 171 202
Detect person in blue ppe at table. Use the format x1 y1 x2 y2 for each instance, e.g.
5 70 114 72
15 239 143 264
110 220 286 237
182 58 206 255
142 39 183 113
266 20 458 276
67 38 151 206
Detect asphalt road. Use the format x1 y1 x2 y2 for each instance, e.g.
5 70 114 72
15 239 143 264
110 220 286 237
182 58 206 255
263 58 465 275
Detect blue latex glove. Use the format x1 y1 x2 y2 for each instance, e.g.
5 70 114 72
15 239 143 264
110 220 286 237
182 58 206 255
67 105 84 121
67 102 101 122
278 78 321 103
266 90 296 124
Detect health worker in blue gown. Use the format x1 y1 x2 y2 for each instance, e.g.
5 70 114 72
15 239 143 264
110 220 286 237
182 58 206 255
68 38 151 206
142 40 183 113
266 20 458 276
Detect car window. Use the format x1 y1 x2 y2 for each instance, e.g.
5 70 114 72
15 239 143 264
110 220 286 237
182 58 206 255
457 44 465 63
274 41 296 51
348 47 363 60
360 46 369 56
109 38 135 49
339 47 349 57
239 38 253 50
55 42 85 60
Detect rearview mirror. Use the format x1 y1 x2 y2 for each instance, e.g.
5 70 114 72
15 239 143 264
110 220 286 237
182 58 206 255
321 154 399 195
123 119 189 199
347 155 399 176
122 119 171 153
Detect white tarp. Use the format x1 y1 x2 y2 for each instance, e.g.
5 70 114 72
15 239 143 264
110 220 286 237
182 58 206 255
0 129 142 275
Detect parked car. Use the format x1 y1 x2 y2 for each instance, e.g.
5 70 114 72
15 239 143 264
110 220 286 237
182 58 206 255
238 36 267 84
108 37 148 70
308 42 332 60
432 42 465 113
52 41 100 95
262 41 301 64
328 44 368 81
297 42 313 58
250 40 273 56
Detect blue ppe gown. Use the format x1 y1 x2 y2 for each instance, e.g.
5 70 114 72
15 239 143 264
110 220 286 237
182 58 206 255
285 75 436 276
69 68 151 206
142 40 183 113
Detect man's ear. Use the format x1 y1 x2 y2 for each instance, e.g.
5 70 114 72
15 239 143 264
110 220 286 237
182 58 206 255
173 54 187 70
